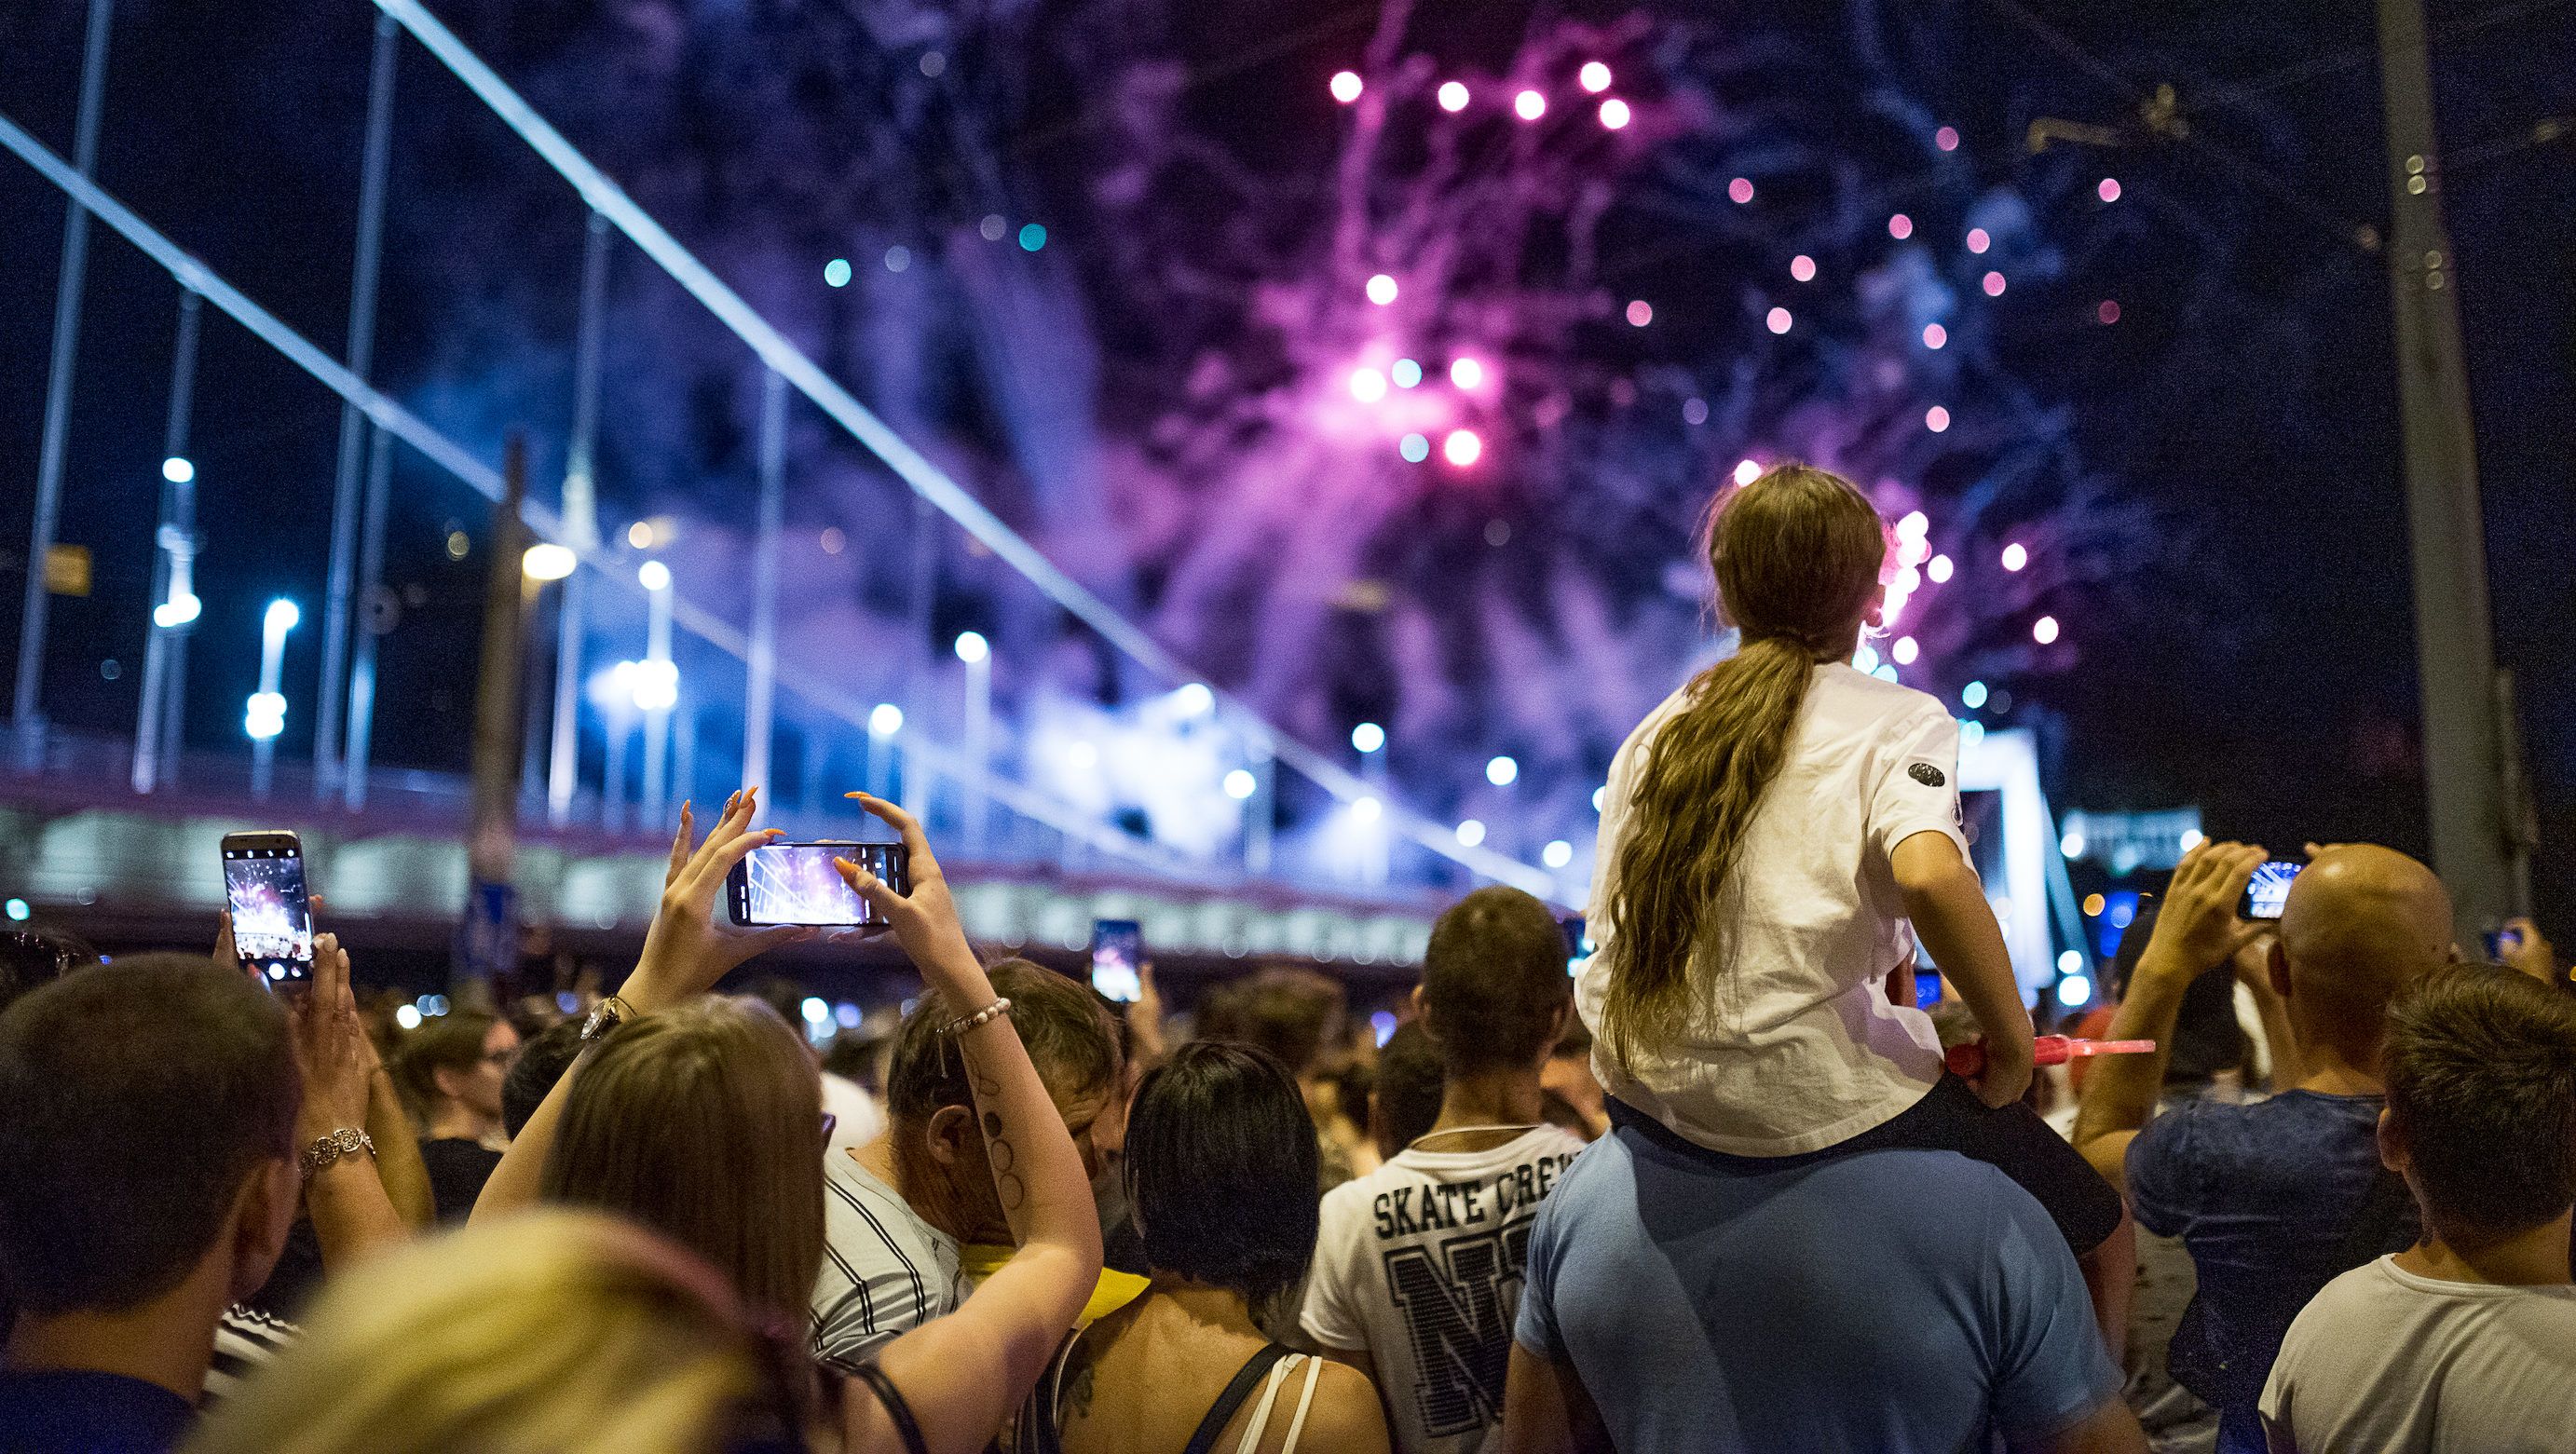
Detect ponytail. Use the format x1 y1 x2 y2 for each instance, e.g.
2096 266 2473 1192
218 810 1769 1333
1598 463 1888 1072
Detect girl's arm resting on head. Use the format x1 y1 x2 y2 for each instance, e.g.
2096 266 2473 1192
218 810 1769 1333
1894 831 2035 1107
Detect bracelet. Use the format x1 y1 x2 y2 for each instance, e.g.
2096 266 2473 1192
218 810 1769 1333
301 1126 376 1175
938 998 1012 1038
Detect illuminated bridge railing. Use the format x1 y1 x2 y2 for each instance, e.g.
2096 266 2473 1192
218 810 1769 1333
0 0 1577 913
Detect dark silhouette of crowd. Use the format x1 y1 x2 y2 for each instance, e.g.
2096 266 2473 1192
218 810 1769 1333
4 466 2572 1454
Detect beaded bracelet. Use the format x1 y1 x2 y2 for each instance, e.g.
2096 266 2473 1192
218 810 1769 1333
939 997 1013 1038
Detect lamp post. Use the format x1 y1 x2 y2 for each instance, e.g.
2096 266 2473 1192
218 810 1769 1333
246 598 299 799
134 289 203 795
955 632 989 852
637 560 674 823
867 702 903 804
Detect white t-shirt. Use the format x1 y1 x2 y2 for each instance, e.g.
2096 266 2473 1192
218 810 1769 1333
822 1071 889 1162
2260 1255 2576 1454
1581 662 1962 1154
1300 1126 1590 1454
811 1148 963 1368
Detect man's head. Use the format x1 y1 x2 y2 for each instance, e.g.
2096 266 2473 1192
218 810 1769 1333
0 953 302 1319
2380 965 2576 1244
395 1010 519 1131
1200 967 1344 1080
1417 887 1573 1075
885 958 1120 1241
2272 845 2456 1065
1370 1020 1446 1160
502 1017 587 1140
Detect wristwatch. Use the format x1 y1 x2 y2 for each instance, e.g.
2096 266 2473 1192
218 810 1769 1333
581 994 637 1044
301 1126 375 1175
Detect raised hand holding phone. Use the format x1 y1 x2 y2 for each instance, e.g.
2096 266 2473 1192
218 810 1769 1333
835 792 982 995
627 789 814 1013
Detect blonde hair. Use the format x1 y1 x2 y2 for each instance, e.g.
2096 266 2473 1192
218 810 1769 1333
183 1210 788 1454
1599 463 1888 1070
541 996 826 1324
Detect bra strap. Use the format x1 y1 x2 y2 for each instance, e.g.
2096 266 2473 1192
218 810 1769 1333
850 1361 929 1454
1181 1343 1293 1454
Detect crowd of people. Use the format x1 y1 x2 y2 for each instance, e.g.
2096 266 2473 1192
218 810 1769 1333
3 462 2573 1454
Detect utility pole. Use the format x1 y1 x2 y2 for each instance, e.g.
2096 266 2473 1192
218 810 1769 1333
457 437 529 998
2376 0 2531 934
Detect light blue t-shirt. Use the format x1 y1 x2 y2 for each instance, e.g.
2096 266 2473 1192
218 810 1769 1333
1516 1123 2120 1453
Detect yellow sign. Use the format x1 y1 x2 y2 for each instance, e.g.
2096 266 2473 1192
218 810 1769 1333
43 544 89 597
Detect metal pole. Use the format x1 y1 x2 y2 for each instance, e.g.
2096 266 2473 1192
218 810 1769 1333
603 707 631 834
12 0 114 770
458 437 529 993
1247 739 1274 876
963 649 990 853
2377 0 2527 934
548 211 610 826
133 288 201 794
744 368 785 795
343 424 394 809
250 602 300 800
316 10 401 798
640 572 673 822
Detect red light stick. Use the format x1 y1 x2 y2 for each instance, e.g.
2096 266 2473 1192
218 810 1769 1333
1945 1035 2156 1080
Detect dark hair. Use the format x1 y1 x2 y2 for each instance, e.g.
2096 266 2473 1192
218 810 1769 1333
1424 888 1573 1073
0 928 101 1017
1199 967 1343 1077
2385 966 2576 1236
1371 1021 1447 1155
393 1010 499 1114
0 954 299 1313
1124 1041 1319 1304
504 1018 588 1139
887 959 1119 1122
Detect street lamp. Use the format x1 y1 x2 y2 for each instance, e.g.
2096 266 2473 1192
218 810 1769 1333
522 542 577 581
955 632 991 852
867 702 904 801
246 598 299 799
638 560 675 822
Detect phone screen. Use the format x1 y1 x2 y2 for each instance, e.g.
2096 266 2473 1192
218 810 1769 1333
730 843 905 927
1091 919 1143 1002
1561 917 1591 976
1914 968 1944 1010
2240 860 2302 921
223 839 314 989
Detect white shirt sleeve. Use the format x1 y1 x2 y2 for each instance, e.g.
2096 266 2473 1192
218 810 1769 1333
1866 703 1968 865
1298 1183 1369 1351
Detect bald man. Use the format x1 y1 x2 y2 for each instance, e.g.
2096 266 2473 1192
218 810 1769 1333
2072 842 2459 1454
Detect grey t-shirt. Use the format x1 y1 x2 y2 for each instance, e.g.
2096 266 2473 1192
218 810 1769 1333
1517 1124 2120 1452
811 1149 962 1367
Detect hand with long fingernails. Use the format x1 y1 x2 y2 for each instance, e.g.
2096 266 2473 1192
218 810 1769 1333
628 787 814 1012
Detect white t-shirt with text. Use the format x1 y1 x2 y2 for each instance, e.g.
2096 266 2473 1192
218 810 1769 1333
1582 662 1963 1154
1301 1126 1589 1454
2260 1255 2576 1454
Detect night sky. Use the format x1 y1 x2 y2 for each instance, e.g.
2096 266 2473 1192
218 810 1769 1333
0 0 2570 925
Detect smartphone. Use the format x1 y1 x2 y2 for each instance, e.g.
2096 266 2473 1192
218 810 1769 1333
221 831 314 992
726 842 909 927
1914 967 1944 1010
2483 925 2524 961
1090 919 1143 1003
2241 860 2302 921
